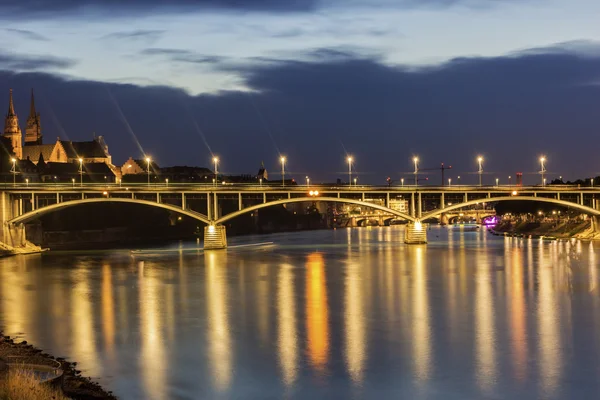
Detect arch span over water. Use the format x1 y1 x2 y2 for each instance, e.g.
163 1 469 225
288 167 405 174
215 196 416 224
421 196 600 221
8 198 212 226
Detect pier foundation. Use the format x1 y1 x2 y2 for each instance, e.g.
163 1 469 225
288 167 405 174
204 225 227 250
405 221 427 244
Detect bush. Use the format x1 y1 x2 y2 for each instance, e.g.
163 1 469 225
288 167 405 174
0 368 68 400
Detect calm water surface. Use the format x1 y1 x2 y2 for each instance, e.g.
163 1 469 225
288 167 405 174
1 226 600 399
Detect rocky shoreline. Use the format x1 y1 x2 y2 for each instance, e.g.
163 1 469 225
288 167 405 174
490 219 597 240
0 331 116 399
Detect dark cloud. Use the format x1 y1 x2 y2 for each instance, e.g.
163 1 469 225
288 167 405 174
1 44 599 183
0 0 518 18
0 52 75 71
0 0 318 18
140 48 228 65
101 30 165 41
4 28 49 41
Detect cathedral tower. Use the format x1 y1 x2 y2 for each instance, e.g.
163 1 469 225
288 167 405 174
3 89 22 159
25 89 42 145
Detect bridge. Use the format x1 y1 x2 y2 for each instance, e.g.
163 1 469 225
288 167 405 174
2 183 600 252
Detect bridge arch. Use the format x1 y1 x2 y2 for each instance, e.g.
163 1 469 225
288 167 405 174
421 196 600 221
7 198 211 226
215 196 415 225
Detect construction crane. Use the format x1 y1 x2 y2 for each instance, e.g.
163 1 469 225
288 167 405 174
420 162 452 186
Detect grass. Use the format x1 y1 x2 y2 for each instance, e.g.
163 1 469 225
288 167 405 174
0 368 68 400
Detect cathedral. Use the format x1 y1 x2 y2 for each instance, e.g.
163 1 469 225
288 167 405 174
2 88 114 168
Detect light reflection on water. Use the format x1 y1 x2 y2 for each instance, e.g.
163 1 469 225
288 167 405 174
1 226 600 399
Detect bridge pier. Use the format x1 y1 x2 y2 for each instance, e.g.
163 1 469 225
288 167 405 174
204 225 227 250
405 221 427 244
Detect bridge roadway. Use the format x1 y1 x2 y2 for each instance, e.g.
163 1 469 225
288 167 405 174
1 183 600 251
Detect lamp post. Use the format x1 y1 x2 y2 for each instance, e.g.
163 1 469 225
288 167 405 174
10 158 16 187
25 178 29 187
72 178 75 188
413 157 419 186
457 175 461 185
477 156 483 186
79 157 83 186
508 175 512 186
146 157 151 187
259 178 263 187
347 156 353 186
280 156 286 187
540 156 546 186
166 178 169 187
353 177 357 186
496 177 499 187
213 157 219 187
306 176 310 186
401 178 404 187
448 178 452 186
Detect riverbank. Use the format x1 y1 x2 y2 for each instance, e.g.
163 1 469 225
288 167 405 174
491 219 595 240
0 331 116 399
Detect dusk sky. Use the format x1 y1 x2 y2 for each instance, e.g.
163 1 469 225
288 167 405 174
1 0 599 184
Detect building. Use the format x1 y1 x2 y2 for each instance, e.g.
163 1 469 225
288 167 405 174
2 88 114 168
3 89 22 159
121 157 159 176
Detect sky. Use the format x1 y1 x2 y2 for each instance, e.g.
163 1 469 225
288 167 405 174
0 0 599 184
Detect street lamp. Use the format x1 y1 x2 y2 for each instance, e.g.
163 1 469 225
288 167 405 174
306 176 310 186
213 157 219 187
72 178 75 187
477 156 483 186
165 178 169 187
25 178 29 187
347 156 353 186
448 178 452 186
78 158 83 186
508 175 512 186
401 178 404 187
280 156 286 187
496 177 499 187
540 156 546 186
413 157 419 186
259 178 263 187
10 158 16 187
146 157 151 186
457 175 461 185
353 177 357 186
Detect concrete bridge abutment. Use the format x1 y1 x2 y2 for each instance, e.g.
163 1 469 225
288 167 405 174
204 225 228 250
405 221 427 244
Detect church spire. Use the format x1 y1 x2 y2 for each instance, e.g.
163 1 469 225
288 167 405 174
29 89 36 118
3 88 23 159
25 88 42 145
7 88 15 117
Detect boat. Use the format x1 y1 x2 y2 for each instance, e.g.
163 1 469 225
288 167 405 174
451 223 480 232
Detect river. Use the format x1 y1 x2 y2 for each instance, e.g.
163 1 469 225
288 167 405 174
1 226 599 399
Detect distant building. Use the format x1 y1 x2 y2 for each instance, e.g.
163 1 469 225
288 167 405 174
2 88 115 172
257 161 268 181
121 157 159 176
38 161 116 183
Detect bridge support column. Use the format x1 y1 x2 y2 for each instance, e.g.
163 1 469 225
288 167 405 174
405 221 427 244
204 225 227 250
592 216 600 234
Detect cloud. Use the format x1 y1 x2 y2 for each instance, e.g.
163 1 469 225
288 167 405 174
4 28 49 41
0 0 318 18
0 51 76 71
101 29 165 42
0 0 520 19
1 43 599 183
140 48 228 66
